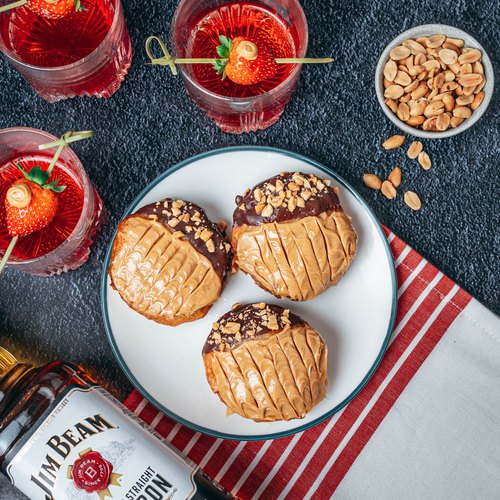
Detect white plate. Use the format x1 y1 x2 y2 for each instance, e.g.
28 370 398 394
101 147 397 440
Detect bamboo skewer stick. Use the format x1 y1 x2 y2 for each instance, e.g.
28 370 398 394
0 237 18 274
145 36 333 75
0 0 27 14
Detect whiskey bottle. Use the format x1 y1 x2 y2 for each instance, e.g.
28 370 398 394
0 347 233 499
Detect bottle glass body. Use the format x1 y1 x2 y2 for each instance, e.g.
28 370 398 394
0 354 232 499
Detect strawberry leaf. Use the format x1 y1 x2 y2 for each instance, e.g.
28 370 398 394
16 164 66 193
214 35 233 81
17 164 49 187
216 45 229 58
74 0 87 12
219 35 233 52
44 180 67 193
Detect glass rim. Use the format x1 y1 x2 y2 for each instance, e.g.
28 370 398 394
0 0 123 72
170 0 309 103
0 127 94 266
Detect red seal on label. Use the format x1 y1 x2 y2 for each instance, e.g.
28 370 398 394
71 451 113 493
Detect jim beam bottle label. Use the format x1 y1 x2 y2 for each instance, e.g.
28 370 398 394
5 386 211 499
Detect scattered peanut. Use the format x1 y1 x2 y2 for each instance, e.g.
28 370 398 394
362 136 433 212
404 191 422 211
407 141 423 159
381 180 397 199
363 174 383 190
382 134 405 150
418 151 432 170
388 167 402 188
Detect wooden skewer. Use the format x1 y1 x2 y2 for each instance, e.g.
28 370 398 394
151 57 334 65
0 0 27 14
145 36 333 75
0 237 18 274
275 57 334 64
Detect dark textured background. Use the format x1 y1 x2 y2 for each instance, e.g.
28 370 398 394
0 0 499 496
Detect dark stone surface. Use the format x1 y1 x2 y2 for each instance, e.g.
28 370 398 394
0 0 498 496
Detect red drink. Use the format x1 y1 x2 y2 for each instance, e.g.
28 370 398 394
2 0 112 68
0 0 132 102
171 0 308 133
0 155 87 261
190 3 296 98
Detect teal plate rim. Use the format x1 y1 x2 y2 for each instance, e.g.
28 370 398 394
100 145 398 442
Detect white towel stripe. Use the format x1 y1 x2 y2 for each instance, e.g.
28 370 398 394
150 410 164 430
230 440 273 495
252 432 304 499
390 272 443 345
386 232 396 243
183 432 202 455
165 422 182 442
199 438 223 469
398 258 427 297
394 245 411 267
132 397 148 415
304 284 460 498
214 442 246 483
275 412 345 500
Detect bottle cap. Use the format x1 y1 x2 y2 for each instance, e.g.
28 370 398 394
0 347 18 378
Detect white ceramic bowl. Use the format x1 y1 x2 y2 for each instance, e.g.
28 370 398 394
375 24 494 139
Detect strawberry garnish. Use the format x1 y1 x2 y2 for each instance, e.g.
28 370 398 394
213 35 279 85
5 164 65 238
26 0 86 20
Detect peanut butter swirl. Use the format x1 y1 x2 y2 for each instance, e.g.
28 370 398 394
232 210 357 301
108 200 231 326
203 303 328 422
233 172 341 227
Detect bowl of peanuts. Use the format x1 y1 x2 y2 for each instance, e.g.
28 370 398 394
375 24 494 138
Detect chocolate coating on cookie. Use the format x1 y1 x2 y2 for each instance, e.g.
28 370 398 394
203 303 305 354
136 199 231 280
233 172 341 227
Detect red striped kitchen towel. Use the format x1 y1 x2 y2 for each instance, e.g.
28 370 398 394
124 228 500 499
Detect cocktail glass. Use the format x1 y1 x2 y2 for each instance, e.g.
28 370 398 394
170 0 308 134
0 127 102 275
0 0 132 102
